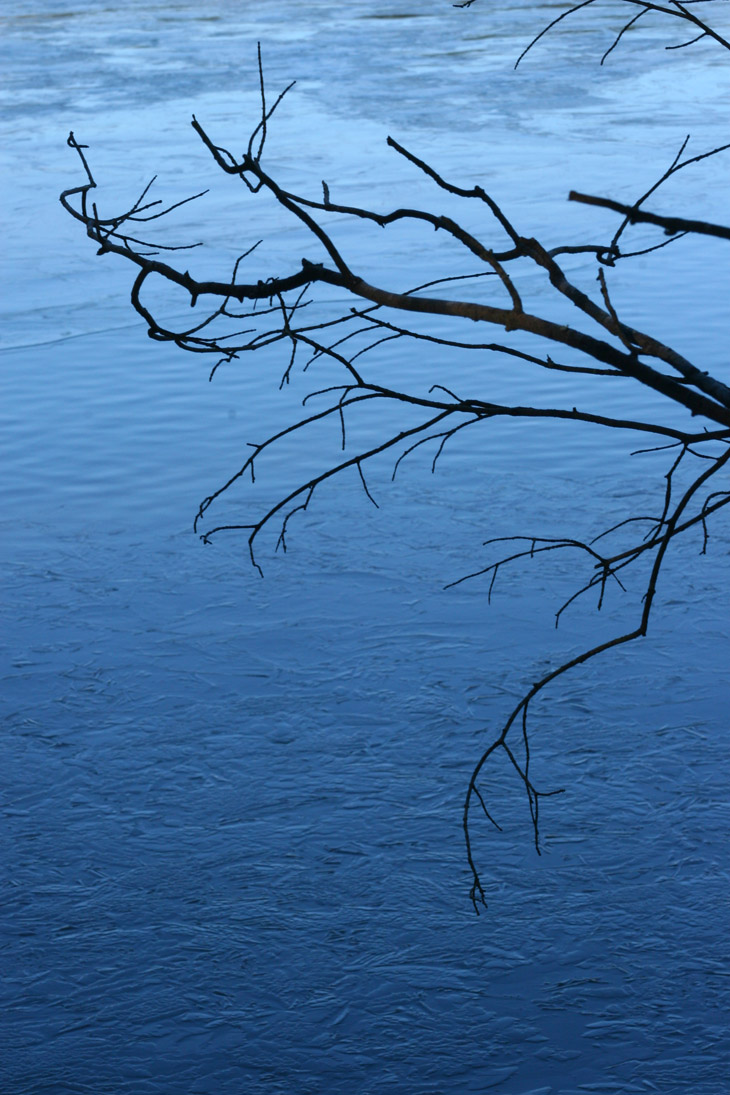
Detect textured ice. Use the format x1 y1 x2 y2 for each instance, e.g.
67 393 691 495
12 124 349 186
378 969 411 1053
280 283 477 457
2 2 729 1093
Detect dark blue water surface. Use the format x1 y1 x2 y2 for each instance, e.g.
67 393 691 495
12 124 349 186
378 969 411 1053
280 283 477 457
2 3 730 1092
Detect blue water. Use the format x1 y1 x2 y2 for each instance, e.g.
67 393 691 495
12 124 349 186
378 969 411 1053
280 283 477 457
2 3 730 1092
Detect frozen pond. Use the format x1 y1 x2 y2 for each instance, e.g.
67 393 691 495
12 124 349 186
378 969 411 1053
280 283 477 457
2 2 730 1092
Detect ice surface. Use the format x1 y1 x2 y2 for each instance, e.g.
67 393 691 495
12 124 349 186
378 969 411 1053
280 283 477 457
2 2 729 1093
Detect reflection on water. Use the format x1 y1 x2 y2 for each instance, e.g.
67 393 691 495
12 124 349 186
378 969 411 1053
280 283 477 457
2 2 729 1092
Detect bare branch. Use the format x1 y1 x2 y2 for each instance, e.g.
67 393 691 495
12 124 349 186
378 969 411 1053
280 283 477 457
61 11 730 909
569 189 730 241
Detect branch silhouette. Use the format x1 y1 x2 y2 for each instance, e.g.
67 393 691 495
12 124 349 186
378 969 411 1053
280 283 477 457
61 7 730 909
